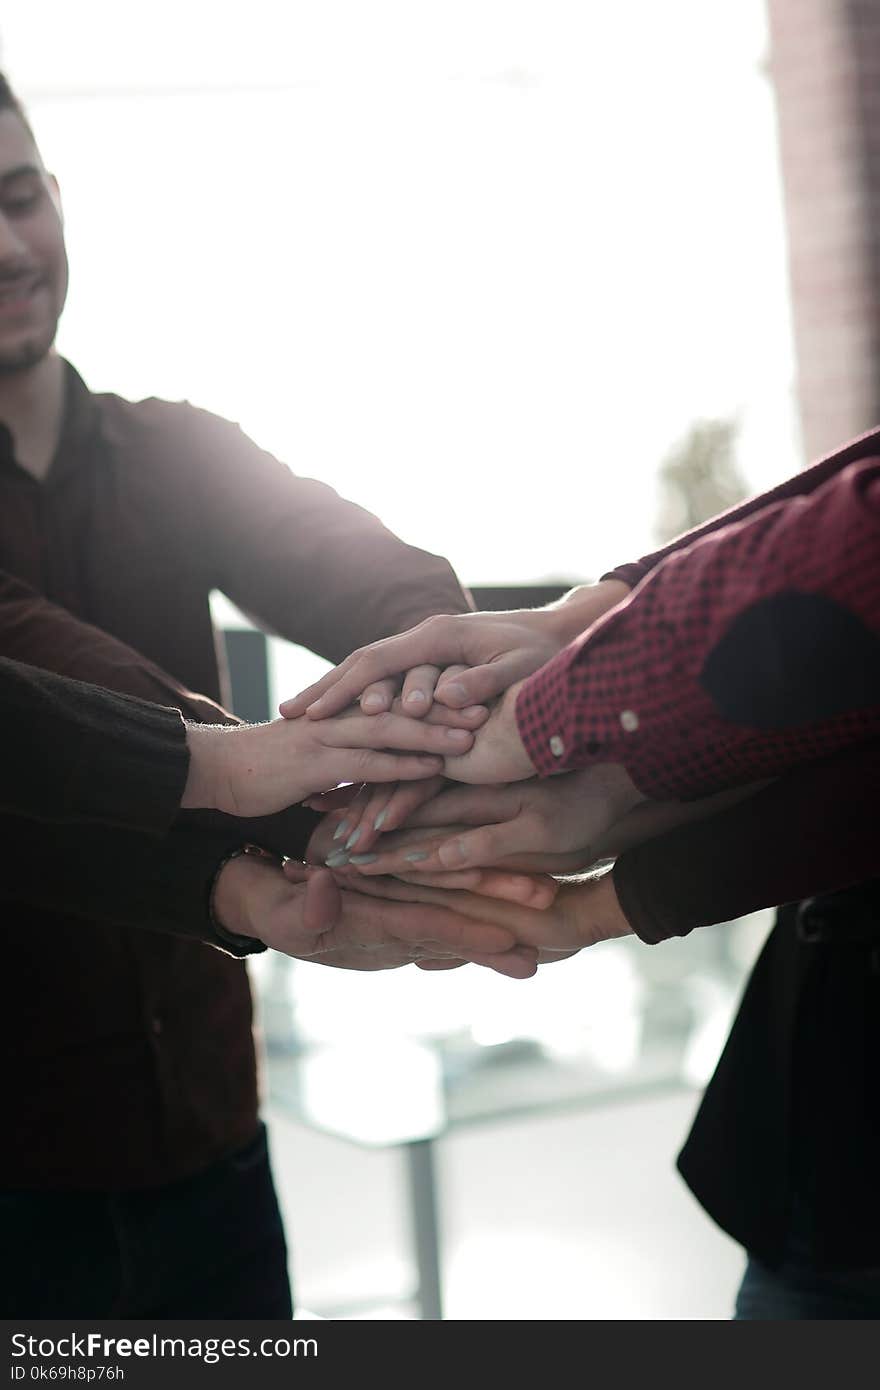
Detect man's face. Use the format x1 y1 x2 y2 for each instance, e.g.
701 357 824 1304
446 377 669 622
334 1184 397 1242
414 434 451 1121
0 109 68 374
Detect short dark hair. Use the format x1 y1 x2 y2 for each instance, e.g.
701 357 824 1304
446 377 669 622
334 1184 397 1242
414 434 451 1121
0 73 36 142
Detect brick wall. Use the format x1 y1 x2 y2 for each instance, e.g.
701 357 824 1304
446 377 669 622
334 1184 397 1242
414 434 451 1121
767 0 880 458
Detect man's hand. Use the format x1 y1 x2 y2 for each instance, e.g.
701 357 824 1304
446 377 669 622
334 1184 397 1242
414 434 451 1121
182 706 480 817
343 868 634 966
437 679 537 784
280 580 631 720
210 853 538 976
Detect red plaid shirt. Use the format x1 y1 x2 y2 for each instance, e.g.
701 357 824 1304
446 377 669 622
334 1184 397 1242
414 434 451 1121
516 452 880 799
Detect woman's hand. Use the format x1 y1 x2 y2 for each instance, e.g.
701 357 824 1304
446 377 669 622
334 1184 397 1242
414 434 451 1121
305 813 560 909
332 766 644 877
182 706 479 817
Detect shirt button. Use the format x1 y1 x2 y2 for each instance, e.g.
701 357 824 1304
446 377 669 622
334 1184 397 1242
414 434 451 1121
549 735 565 758
619 709 639 732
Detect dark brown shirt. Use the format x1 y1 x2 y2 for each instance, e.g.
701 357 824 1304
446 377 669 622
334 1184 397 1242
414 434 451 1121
0 361 471 1192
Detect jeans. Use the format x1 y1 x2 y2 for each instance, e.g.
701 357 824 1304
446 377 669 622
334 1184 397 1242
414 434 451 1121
0 1123 292 1318
735 1195 880 1320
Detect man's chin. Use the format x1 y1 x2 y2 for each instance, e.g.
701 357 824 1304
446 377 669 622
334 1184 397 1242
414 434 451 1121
0 333 56 376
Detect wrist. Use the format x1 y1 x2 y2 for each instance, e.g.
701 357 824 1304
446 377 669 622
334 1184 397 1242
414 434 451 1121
569 868 634 948
210 846 283 941
591 868 634 941
502 680 539 780
544 579 631 646
182 723 231 811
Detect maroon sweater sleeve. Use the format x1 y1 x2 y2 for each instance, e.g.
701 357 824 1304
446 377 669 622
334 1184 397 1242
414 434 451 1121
1 655 188 833
612 741 880 943
0 569 321 863
0 568 234 725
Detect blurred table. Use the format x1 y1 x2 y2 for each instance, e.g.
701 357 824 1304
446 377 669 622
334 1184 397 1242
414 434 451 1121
266 1008 697 1319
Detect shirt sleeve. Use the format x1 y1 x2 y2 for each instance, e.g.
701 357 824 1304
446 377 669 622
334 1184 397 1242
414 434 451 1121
0 813 266 958
612 741 880 944
516 457 880 798
171 405 474 661
1 656 189 835
0 568 234 726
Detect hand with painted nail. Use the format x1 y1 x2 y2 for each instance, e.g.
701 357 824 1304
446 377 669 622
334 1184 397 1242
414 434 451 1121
302 776 449 859
183 707 478 817
279 581 631 722
305 809 560 910
330 772 756 878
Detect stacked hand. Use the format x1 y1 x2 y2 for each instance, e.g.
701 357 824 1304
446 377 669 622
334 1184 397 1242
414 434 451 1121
267 589 770 972
263 588 650 966
182 696 487 817
211 852 544 977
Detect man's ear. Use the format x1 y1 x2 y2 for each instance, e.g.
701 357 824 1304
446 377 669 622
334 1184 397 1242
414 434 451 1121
48 173 63 220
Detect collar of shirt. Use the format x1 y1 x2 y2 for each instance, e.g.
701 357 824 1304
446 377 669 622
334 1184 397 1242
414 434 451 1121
0 359 113 488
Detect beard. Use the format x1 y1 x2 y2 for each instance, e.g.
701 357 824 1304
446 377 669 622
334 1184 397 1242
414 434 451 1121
0 330 56 376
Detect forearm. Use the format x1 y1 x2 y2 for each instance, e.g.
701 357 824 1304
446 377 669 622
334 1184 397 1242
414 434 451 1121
518 459 880 798
612 742 880 944
181 411 475 661
0 814 266 956
1 657 190 834
541 579 631 643
0 568 235 726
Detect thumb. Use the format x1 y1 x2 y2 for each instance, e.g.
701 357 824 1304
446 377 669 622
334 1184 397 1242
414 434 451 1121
303 866 342 935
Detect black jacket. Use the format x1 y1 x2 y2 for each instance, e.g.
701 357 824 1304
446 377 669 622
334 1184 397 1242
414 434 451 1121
678 880 880 1268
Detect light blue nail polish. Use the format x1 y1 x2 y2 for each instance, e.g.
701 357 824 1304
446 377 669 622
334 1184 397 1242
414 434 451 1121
373 809 388 831
345 826 362 850
349 853 379 865
333 820 350 842
325 851 350 868
405 851 429 863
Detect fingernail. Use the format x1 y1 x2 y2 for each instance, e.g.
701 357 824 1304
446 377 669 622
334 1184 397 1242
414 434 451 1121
373 809 388 831
404 851 429 863
439 682 468 703
325 851 350 868
333 820 350 842
344 827 362 850
438 841 466 868
362 693 385 711
445 728 472 743
405 690 427 706
349 853 379 865
306 698 324 714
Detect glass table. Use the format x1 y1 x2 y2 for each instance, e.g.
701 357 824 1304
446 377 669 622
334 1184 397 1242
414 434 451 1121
257 915 769 1319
